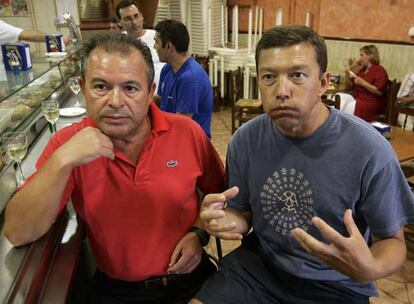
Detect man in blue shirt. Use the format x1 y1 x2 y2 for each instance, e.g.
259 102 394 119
154 19 213 138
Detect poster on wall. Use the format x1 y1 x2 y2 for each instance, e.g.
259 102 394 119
0 0 13 16
11 0 30 16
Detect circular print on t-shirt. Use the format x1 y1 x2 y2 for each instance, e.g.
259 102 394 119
261 168 314 236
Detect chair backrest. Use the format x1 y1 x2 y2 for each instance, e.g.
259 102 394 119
228 67 244 106
322 94 340 109
385 79 401 125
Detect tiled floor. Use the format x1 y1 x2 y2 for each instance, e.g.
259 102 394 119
207 106 414 303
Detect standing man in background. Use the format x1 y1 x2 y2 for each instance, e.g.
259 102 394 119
154 20 213 139
115 0 165 87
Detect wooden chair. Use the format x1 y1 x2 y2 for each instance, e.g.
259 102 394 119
396 106 414 131
194 55 222 111
228 67 263 134
384 79 401 125
322 94 340 109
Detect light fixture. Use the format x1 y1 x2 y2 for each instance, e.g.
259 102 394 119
408 26 414 37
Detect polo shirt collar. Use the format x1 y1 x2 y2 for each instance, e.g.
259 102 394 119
148 102 170 135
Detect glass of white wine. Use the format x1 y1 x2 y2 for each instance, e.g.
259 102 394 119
42 99 60 133
2 132 28 186
68 76 82 107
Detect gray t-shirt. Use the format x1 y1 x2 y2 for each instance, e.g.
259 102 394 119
227 108 414 297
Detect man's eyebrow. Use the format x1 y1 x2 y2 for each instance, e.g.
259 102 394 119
91 77 108 83
259 65 310 73
123 81 142 89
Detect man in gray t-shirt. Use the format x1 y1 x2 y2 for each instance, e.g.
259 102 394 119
191 25 414 304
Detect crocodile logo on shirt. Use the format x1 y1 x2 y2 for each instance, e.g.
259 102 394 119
260 168 314 235
166 160 179 168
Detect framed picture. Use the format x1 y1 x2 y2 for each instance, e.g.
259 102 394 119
0 0 13 16
11 0 30 16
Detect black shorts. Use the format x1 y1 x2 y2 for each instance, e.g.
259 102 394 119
90 252 216 304
195 246 370 304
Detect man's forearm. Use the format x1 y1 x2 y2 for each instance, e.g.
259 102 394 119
19 29 45 42
399 96 414 106
3 151 73 246
369 228 406 281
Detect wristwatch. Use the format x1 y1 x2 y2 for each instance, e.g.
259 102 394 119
189 226 210 246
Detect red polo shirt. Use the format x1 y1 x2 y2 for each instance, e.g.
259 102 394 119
33 104 225 281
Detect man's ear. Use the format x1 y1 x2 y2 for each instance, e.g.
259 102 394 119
166 41 174 51
319 72 330 97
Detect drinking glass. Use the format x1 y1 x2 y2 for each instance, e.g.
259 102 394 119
68 76 82 107
2 132 28 186
42 99 60 133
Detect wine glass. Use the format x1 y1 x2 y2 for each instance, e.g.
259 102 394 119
68 76 82 107
42 99 60 133
2 132 28 186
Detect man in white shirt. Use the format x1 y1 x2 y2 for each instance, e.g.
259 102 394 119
397 72 414 130
0 20 71 45
115 0 165 88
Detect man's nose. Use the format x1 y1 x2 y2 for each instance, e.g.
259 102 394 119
108 87 123 107
132 17 140 26
275 75 290 101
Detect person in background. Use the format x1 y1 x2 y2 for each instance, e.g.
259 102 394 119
3 33 225 304
153 20 213 139
115 0 165 87
396 71 414 130
345 45 389 122
0 19 72 45
190 25 414 304
109 16 122 33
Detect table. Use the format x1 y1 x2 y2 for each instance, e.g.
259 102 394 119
325 83 352 95
390 127 414 162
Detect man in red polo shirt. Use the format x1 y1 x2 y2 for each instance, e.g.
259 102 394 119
3 33 225 303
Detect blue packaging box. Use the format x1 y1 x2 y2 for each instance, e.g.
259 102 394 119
370 121 392 140
1 43 32 71
45 34 64 52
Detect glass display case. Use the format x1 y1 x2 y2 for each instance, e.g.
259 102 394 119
0 46 82 136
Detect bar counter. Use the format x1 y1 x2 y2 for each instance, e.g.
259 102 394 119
0 95 87 304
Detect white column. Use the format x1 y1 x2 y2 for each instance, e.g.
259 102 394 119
247 8 252 55
220 56 225 98
258 7 263 41
253 6 258 47
275 8 283 26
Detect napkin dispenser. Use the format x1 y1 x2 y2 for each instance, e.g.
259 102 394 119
370 121 391 140
1 43 32 71
45 34 65 52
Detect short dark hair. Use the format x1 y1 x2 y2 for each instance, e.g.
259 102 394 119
255 25 327 78
115 0 141 20
81 32 154 88
154 19 189 53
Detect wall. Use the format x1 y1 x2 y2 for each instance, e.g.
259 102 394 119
319 0 413 42
228 0 414 43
